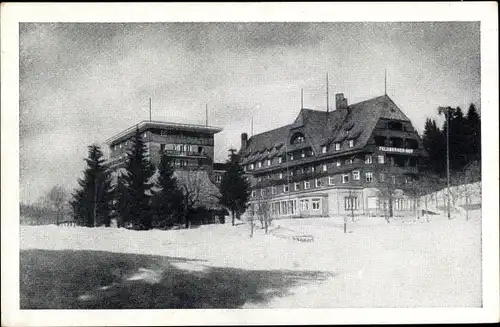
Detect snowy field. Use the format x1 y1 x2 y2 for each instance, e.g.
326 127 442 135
20 211 482 308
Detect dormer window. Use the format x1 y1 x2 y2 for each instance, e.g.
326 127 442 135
250 163 255 170
267 159 271 166
258 161 262 168
278 157 283 164
291 132 306 145
348 139 354 148
322 146 327 154
334 143 341 151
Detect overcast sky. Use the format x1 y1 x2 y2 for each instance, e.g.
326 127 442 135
19 22 480 203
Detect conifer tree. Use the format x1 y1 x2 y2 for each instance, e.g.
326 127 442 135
422 118 446 176
219 154 250 226
121 127 155 229
70 144 112 227
465 103 481 163
113 173 130 228
445 107 469 172
151 152 184 228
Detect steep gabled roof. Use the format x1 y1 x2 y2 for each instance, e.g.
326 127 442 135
241 124 291 158
240 95 412 162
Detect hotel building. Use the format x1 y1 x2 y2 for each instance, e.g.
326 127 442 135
104 120 226 216
238 93 427 219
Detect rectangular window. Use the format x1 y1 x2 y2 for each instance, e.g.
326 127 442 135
215 175 222 183
281 201 288 215
379 173 385 182
328 176 335 185
258 161 262 168
312 198 321 211
352 171 360 180
300 199 310 211
251 190 256 197
260 189 265 197
378 155 385 164
290 153 294 161
279 172 283 179
278 157 283 164
344 196 359 210
311 166 315 172
160 144 166 152
283 184 289 193
250 163 255 170
335 143 341 151
271 186 277 195
322 146 327 154
294 182 300 191
315 178 322 188
267 159 271 166
349 139 354 148
365 155 372 164
119 143 122 149
342 174 350 184
304 181 311 190
301 150 305 158
391 175 396 184
322 164 327 172
366 172 373 183
258 177 262 183
347 157 354 164
336 160 341 167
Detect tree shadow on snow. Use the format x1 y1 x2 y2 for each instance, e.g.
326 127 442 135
20 249 332 309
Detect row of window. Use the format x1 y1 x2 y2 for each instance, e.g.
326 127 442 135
160 144 204 154
251 155 386 181
250 171 390 198
246 153 385 172
245 139 358 171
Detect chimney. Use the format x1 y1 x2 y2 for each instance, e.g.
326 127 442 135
335 93 349 110
241 133 248 151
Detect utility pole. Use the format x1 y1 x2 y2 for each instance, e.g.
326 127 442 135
326 72 330 112
384 69 387 95
446 110 451 219
149 97 152 121
301 88 304 109
93 177 99 227
438 106 452 219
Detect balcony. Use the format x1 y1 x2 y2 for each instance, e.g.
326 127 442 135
164 150 205 158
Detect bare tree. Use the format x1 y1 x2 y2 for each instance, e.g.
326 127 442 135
248 203 256 238
458 161 481 220
47 186 69 225
255 194 272 234
176 168 220 229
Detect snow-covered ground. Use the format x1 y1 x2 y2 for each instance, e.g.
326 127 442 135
20 210 482 308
